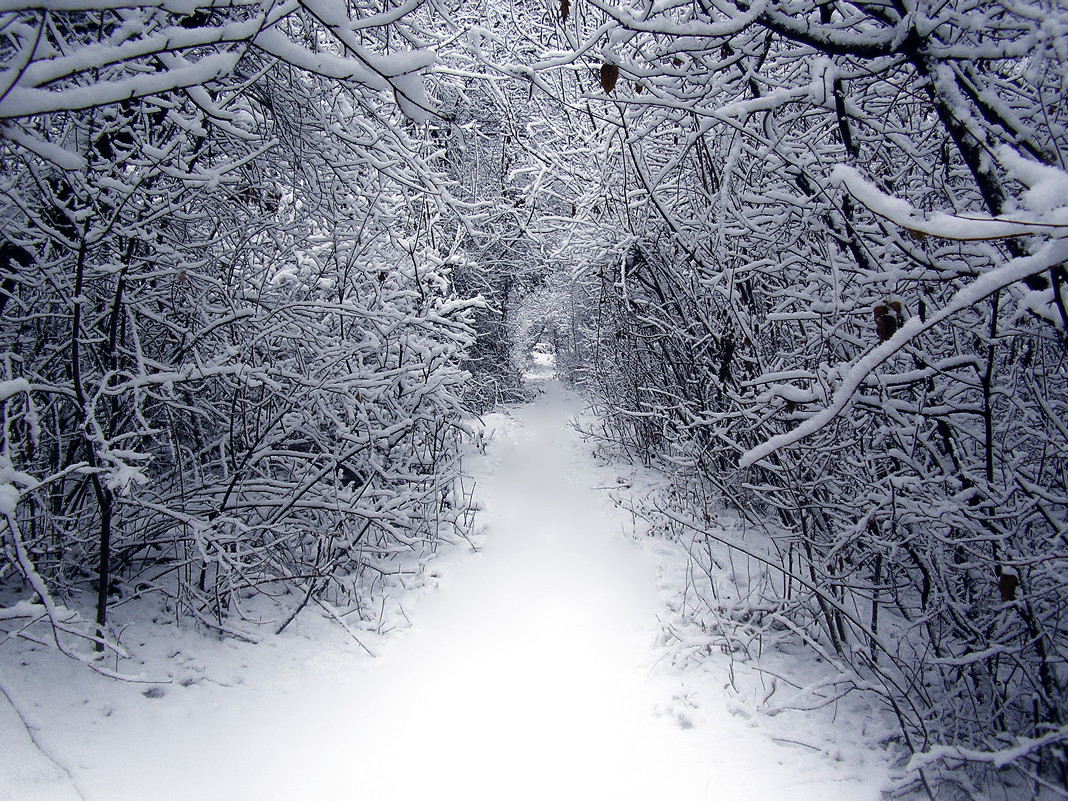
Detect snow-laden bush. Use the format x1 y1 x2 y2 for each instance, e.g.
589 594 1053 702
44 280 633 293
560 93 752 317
0 1 478 654
538 0 1068 795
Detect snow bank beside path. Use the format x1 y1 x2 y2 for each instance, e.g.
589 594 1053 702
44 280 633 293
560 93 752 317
0 355 892 801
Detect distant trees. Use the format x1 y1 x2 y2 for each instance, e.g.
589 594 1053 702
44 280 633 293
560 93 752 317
535 0 1068 795
435 77 537 410
433 2 577 410
0 2 477 656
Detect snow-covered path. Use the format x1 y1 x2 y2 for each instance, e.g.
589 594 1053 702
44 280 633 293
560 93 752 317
330 378 715 800
4 366 891 801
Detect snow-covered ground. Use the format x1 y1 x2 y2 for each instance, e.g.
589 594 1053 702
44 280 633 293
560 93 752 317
1 354 894 801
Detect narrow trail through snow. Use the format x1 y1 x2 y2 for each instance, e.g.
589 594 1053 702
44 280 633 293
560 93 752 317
8 364 889 801
265 368 885 801
328 377 712 800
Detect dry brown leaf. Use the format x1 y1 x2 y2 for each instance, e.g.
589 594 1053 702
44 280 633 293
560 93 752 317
874 303 899 342
600 63 619 94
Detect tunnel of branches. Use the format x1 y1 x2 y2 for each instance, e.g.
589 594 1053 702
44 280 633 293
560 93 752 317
1 1 1066 796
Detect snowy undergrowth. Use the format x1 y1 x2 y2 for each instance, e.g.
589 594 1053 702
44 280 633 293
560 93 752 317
636 510 904 787
569 436 900 797
0 522 477 801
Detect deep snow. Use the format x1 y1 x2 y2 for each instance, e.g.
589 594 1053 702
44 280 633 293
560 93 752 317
0 355 893 801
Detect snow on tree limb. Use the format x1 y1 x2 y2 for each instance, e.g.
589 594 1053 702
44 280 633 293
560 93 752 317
831 163 1068 240
0 0 437 124
740 166 1068 469
0 51 242 120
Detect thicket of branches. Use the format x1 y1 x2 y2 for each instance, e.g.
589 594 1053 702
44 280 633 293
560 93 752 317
438 77 541 411
3 0 1067 796
530 0 1068 796
438 3 594 410
0 1 483 657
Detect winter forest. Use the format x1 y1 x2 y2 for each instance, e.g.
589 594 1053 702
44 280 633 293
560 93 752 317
1 0 1066 798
